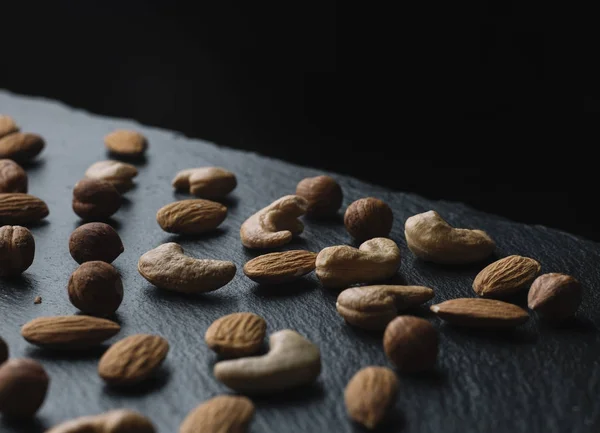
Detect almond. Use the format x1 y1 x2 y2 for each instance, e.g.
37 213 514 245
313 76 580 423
243 250 317 284
528 273 582 321
344 366 398 429
179 395 255 433
0 159 27 193
21 316 120 349
0 115 19 139
104 129 147 157
0 193 49 225
205 312 266 357
0 132 44 162
98 334 169 386
156 199 227 234
430 298 529 328
473 255 541 298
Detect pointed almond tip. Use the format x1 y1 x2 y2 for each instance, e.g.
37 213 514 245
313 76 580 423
430 305 440 313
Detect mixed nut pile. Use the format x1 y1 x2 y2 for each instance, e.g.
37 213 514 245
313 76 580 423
0 113 584 432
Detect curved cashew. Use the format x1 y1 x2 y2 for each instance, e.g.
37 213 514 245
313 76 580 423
46 409 155 433
172 167 237 198
240 195 308 249
404 210 495 264
138 243 236 294
214 329 321 394
85 160 138 192
315 238 401 288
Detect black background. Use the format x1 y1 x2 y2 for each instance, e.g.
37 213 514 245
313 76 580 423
0 1 597 240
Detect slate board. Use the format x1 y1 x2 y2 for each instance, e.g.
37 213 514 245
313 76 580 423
1 90 599 433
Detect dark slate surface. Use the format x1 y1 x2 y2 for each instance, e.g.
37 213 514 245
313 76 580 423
1 90 599 433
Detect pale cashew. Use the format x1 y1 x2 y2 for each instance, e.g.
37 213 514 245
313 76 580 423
213 329 321 394
172 167 237 198
138 243 236 294
240 195 308 249
315 238 401 289
85 160 138 192
404 210 495 264
46 409 155 433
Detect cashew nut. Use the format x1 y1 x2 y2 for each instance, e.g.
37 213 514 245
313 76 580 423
315 238 401 288
240 195 308 249
213 329 321 394
46 409 155 433
138 243 236 294
172 167 237 199
404 210 495 264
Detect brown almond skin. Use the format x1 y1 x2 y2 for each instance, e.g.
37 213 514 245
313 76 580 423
431 298 529 328
0 115 19 139
344 197 393 241
473 255 541 298
98 334 169 386
0 358 49 417
180 395 255 433
0 159 27 193
296 175 343 218
72 178 122 221
344 366 398 429
68 261 124 316
0 337 7 364
69 222 124 264
205 312 267 357
383 316 438 372
156 199 227 234
21 316 121 349
528 273 582 321
243 250 317 284
104 129 147 157
46 409 156 433
0 225 35 277
0 132 45 162
0 193 49 225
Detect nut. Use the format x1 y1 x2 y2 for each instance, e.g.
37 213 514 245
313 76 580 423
0 225 35 277
69 222 124 264
430 298 529 328
156 199 227 234
528 273 582 321
172 167 237 198
336 285 434 330
46 409 156 433
98 334 169 386
315 237 401 289
0 337 7 364
0 358 49 417
344 366 398 429
0 132 45 162
68 261 124 316
104 129 147 157
473 255 541 298
0 115 19 139
383 316 438 372
344 197 393 241
0 159 27 193
138 243 236 294
179 395 255 433
85 160 138 192
21 315 120 349
243 250 317 284
296 175 343 218
0 193 49 225
205 312 267 357
240 195 308 249
405 210 495 264
34 296 42 304
214 329 321 394
72 178 122 221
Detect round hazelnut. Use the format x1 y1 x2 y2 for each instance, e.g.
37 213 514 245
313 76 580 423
68 261 124 316
0 337 7 364
69 222 124 264
0 159 27 193
0 358 49 417
383 316 438 372
296 175 343 218
72 178 121 221
344 197 393 241
528 273 582 321
0 225 35 277
104 129 147 157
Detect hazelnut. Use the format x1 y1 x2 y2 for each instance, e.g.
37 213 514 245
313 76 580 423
104 129 147 157
0 225 35 277
344 197 393 241
0 337 7 364
69 222 124 264
0 159 27 193
0 115 19 139
528 273 583 321
68 261 124 316
383 316 438 372
296 175 343 218
0 358 49 417
0 133 45 163
72 178 121 220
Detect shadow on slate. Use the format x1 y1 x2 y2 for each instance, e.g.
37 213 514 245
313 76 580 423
1 90 600 433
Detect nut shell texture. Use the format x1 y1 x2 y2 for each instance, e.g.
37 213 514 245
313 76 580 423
0 225 35 276
0 193 49 225
243 250 317 284
473 255 541 298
